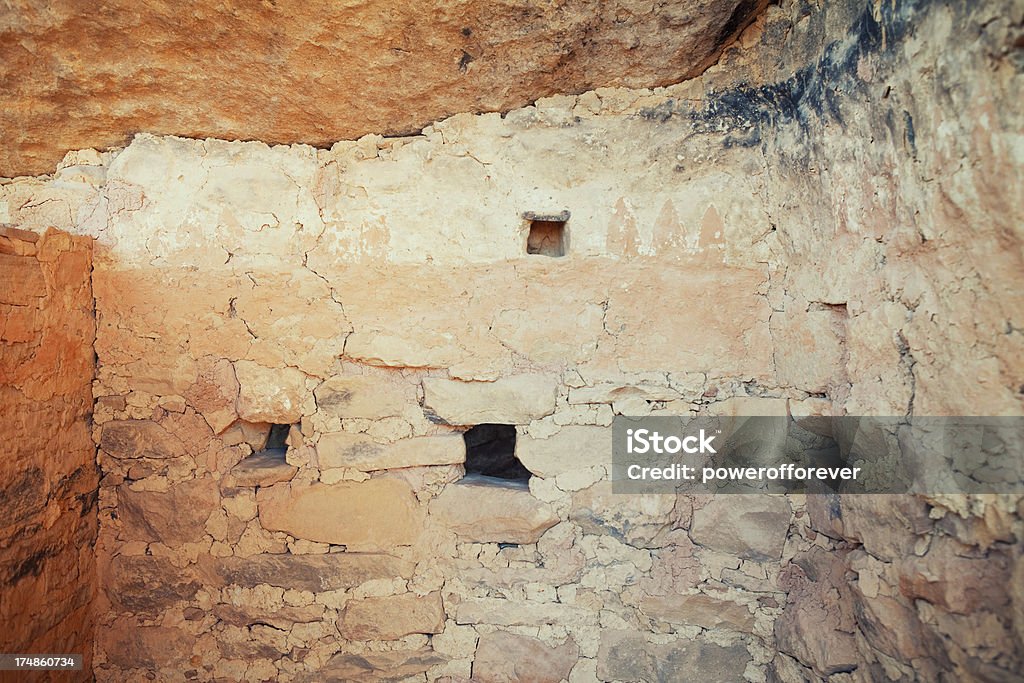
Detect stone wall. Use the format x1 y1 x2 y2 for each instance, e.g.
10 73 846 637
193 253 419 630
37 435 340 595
0 227 97 681
0 0 1021 680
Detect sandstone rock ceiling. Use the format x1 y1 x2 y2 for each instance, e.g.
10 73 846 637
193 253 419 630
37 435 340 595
0 0 767 177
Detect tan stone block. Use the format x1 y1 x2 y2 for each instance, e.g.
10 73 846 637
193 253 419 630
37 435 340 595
226 451 298 487
99 419 186 459
423 374 557 425
473 632 579 683
339 592 444 640
105 555 200 615
257 479 423 549
431 477 559 544
567 383 682 405
98 620 193 670
117 477 220 545
314 374 416 419
570 480 675 548
597 631 750 682
317 432 465 471
345 330 462 369
516 425 610 478
0 253 46 305
690 495 791 560
639 593 754 631
235 360 307 423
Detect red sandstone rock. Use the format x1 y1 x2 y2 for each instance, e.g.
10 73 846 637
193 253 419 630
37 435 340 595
0 228 96 677
0 0 767 176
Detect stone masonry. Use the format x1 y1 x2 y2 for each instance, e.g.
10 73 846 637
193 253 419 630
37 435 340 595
0 0 1021 681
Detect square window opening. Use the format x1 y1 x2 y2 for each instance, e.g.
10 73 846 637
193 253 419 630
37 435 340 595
463 423 530 483
524 211 569 257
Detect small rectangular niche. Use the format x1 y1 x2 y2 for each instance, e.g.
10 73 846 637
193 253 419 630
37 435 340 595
524 210 569 258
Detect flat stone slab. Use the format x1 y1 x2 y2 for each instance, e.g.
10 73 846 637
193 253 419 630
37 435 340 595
640 593 755 631
100 419 186 460
690 495 792 560
106 554 200 615
116 477 219 545
226 450 297 487
516 425 610 478
197 552 414 592
257 479 423 550
300 647 445 682
317 432 465 471
422 374 557 425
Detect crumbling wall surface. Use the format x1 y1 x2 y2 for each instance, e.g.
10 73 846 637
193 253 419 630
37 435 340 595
0 0 1021 681
0 227 97 681
703 0 1024 679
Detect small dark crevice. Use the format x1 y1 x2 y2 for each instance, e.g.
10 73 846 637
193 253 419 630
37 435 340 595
255 423 291 459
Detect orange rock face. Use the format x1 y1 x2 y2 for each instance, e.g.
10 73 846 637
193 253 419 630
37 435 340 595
0 0 768 176
0 227 96 680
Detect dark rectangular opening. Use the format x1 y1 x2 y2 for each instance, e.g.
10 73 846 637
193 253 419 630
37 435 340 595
257 423 291 458
463 424 530 482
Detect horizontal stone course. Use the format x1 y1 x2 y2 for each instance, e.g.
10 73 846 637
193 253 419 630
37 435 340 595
196 552 414 592
317 432 465 471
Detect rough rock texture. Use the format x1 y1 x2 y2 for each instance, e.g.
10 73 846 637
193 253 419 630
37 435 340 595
431 477 560 544
0 0 1021 680
473 631 580 683
597 630 751 682
0 0 769 177
0 227 96 681
338 591 445 640
690 495 792 560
